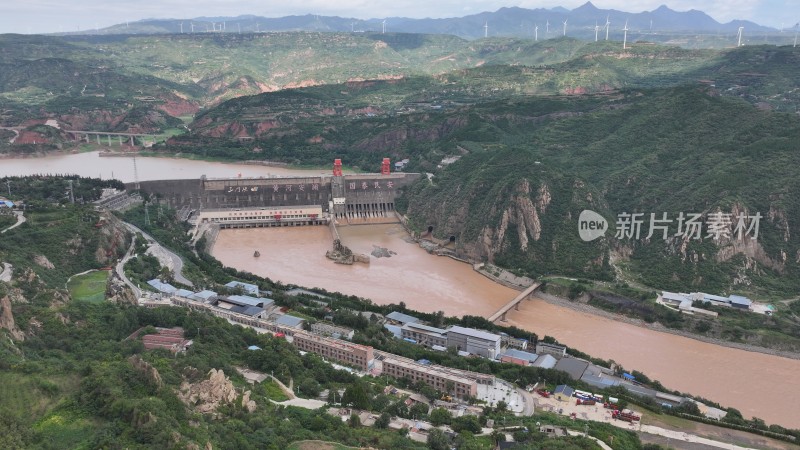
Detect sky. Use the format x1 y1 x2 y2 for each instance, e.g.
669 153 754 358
0 1 796 34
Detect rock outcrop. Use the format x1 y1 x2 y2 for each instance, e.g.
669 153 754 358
326 239 370 265
0 294 24 341
178 369 238 414
241 390 257 413
129 355 164 389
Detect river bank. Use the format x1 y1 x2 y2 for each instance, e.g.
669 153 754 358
531 291 800 362
394 212 800 360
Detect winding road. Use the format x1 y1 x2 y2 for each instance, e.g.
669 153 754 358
121 222 194 288
1 211 26 234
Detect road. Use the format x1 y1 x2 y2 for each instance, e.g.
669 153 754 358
639 424 758 450
0 262 12 283
1 211 26 234
122 222 194 287
115 237 142 300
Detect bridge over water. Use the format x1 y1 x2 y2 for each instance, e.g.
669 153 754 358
487 282 541 323
66 130 158 146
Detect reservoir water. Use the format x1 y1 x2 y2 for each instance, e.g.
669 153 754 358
0 151 334 182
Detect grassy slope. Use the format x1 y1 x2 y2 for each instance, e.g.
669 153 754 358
66 270 109 303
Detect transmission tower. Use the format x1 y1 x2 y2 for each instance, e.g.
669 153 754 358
144 201 151 226
133 154 141 191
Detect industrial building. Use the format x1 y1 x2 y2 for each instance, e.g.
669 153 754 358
401 322 448 348
385 311 421 325
309 322 355 340
381 357 478 398
129 327 192 354
147 278 177 294
291 332 374 371
446 326 502 359
500 334 529 350
660 291 752 312
554 358 590 380
531 354 557 369
274 314 305 329
499 349 539 366
198 205 326 228
225 281 261 296
535 342 567 358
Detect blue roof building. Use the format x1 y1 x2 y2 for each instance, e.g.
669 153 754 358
174 289 194 298
386 311 420 325
147 279 177 294
274 314 305 329
728 295 752 309
225 295 273 309
188 290 217 302
553 385 575 401
384 324 402 339
225 281 260 296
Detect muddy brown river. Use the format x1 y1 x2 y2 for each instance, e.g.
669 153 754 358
214 223 800 428
6 153 799 427
0 151 335 182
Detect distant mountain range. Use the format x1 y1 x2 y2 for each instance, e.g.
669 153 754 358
68 2 791 39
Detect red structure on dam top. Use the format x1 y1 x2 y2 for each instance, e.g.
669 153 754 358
381 158 391 175
333 159 343 177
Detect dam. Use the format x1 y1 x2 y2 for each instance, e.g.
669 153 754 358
127 159 420 224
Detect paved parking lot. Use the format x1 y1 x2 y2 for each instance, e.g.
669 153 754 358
477 380 525 413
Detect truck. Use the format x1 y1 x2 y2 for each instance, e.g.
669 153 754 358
535 389 550 398
576 399 596 406
612 410 641 422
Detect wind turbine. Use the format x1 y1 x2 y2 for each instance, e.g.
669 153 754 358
737 26 744 47
563 19 567 36
605 16 610 40
546 20 549 35
623 20 629 49
534 25 538 41
484 21 488 38
595 21 599 42
382 19 386 34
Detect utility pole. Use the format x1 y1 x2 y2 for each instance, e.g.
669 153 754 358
68 179 75 204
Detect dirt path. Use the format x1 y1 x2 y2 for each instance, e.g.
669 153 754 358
1 211 25 234
0 262 11 283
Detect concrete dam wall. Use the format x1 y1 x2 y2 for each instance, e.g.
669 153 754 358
128 173 420 219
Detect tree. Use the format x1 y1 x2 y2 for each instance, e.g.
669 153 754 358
451 415 482 434
495 400 508 413
429 407 452 426
348 413 361 428
410 402 429 419
490 429 505 446
374 412 391 429
341 381 370 410
426 428 450 450
298 378 320 397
